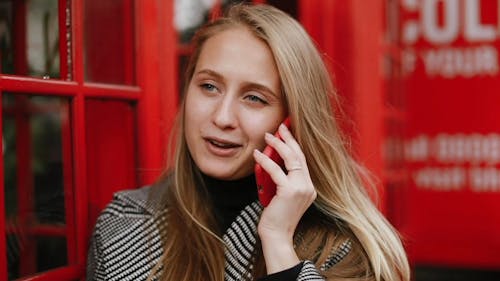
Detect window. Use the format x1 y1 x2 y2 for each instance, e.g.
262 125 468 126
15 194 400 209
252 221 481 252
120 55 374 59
0 1 177 280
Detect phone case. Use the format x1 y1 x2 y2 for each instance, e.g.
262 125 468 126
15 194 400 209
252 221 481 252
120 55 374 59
255 117 291 207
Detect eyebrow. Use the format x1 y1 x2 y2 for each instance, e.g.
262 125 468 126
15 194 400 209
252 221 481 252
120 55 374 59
195 69 280 99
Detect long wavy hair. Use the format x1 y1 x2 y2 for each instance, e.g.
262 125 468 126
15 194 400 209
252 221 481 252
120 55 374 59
152 4 410 281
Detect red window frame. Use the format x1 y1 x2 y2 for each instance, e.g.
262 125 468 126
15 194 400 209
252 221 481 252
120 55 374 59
0 0 178 280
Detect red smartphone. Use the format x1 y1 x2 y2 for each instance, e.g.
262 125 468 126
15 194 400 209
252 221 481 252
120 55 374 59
255 117 291 207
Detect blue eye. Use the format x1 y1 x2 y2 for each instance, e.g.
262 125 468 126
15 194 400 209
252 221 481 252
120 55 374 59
200 83 217 92
246 95 268 104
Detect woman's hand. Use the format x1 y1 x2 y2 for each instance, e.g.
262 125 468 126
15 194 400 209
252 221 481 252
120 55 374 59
253 122 317 274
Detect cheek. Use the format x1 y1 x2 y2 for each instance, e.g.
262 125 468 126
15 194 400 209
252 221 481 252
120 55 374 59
253 136 267 151
249 108 287 148
244 119 278 149
185 88 213 120
184 92 205 128
184 109 196 140
184 96 201 147
184 113 206 151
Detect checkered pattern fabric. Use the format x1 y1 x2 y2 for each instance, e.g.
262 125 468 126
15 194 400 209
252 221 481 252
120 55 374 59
86 185 351 280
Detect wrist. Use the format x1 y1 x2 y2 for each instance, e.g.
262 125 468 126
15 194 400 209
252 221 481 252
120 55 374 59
259 234 300 274
258 223 295 243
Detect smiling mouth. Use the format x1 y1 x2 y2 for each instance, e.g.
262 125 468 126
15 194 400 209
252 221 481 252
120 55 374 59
206 138 241 149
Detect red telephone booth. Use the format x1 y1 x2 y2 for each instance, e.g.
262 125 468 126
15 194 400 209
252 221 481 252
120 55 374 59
0 0 177 279
6 1 499 281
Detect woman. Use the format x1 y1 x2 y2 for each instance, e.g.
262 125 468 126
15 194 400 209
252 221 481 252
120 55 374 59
87 4 410 281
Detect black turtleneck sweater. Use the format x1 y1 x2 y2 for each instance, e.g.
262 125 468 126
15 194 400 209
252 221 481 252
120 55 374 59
203 173 258 232
202 173 303 281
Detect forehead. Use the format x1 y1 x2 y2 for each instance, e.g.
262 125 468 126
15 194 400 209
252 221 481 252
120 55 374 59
197 27 274 65
194 27 280 88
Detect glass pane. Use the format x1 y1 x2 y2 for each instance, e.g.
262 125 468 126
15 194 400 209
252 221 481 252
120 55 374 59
84 0 136 85
3 93 70 279
0 0 60 78
175 0 213 43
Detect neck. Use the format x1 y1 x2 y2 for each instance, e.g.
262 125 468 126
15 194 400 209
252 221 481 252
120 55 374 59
202 173 258 232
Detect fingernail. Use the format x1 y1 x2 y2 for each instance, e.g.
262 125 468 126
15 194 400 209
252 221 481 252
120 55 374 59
280 123 288 130
265 132 273 139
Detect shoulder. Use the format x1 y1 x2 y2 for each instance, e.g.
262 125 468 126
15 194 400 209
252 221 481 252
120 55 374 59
99 176 170 218
93 180 169 242
98 185 157 219
88 184 168 280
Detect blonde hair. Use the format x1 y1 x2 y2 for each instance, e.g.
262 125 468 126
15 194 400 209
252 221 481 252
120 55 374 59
154 4 410 281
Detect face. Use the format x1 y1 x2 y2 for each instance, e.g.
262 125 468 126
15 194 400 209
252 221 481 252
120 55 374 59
184 27 286 180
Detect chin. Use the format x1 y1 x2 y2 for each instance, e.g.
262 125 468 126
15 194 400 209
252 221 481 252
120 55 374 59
198 164 231 179
200 166 250 181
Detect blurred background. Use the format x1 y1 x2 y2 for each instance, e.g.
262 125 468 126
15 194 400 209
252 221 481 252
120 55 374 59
0 0 499 280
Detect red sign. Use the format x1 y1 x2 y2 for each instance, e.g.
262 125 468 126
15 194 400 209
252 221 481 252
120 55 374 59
398 0 500 268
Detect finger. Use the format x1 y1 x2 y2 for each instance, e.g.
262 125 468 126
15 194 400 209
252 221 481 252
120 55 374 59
253 149 288 184
277 125 309 175
278 123 306 163
264 133 302 172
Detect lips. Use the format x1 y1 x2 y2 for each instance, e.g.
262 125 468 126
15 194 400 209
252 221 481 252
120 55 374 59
205 137 241 148
208 139 240 148
204 137 242 156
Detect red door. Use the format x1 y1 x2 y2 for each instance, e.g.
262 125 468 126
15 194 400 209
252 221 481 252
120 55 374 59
0 0 177 280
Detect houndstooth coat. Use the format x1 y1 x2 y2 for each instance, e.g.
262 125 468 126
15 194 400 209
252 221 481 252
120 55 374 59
86 184 351 281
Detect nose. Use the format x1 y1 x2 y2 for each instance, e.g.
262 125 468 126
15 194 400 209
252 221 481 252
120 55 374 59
212 95 238 129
